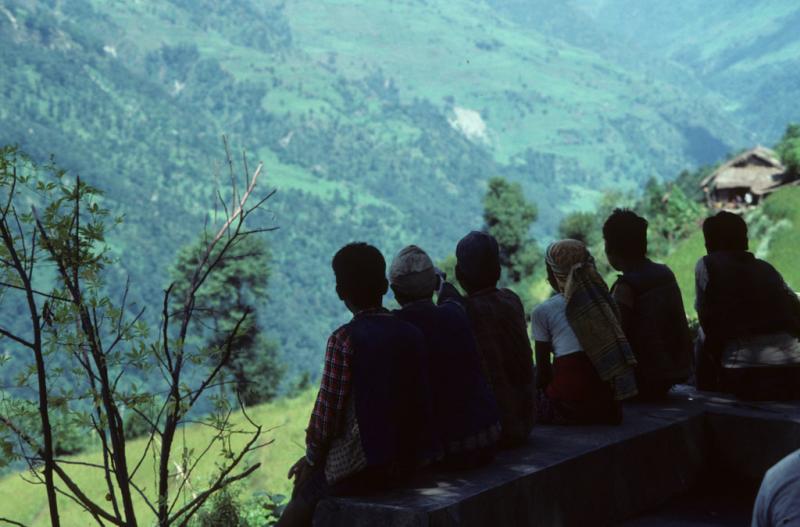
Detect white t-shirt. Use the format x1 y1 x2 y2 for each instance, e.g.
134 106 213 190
531 294 582 358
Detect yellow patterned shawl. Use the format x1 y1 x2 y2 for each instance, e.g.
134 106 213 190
546 240 638 400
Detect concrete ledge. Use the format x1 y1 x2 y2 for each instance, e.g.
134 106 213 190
315 389 800 527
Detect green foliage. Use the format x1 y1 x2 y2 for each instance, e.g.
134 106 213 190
483 177 541 283
0 389 316 526
0 146 271 525
558 211 599 246
776 123 800 179
0 0 760 387
186 483 286 526
191 488 242 527
638 179 705 258
757 186 800 289
172 235 283 405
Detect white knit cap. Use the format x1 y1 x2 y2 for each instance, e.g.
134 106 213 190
389 245 437 298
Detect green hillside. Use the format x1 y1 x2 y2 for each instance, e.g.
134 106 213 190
0 390 315 526
580 0 800 139
1 0 797 386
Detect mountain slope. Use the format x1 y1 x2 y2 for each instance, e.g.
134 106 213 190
579 0 800 139
0 0 757 382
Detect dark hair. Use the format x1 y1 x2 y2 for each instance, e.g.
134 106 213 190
455 231 501 293
703 211 748 252
602 208 648 259
332 243 388 307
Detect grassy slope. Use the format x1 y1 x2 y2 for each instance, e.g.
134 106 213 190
0 391 315 525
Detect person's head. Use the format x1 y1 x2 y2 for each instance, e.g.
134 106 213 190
332 242 388 313
454 231 501 294
702 211 748 253
602 208 648 271
389 245 437 305
545 239 593 293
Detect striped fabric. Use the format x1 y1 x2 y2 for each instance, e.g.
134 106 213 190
564 262 639 401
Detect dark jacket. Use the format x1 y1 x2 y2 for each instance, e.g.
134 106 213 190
613 260 692 387
347 312 440 471
394 300 500 460
439 284 535 446
698 251 800 344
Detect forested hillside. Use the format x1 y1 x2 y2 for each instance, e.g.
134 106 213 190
578 0 800 139
0 0 794 384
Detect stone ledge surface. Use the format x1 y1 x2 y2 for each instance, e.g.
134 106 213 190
314 389 800 527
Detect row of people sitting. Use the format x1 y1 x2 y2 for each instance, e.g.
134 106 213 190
277 208 800 526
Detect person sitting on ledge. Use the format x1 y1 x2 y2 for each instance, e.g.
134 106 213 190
277 243 440 527
603 209 693 400
438 231 535 447
532 239 638 425
389 245 501 469
695 211 800 401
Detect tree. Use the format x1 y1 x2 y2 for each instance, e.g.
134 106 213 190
776 123 800 179
637 178 703 257
0 144 275 526
558 211 598 246
172 235 283 406
482 176 540 283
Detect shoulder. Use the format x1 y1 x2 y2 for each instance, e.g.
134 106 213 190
498 288 525 310
612 281 636 308
755 257 783 279
327 322 354 352
651 260 678 280
695 256 708 274
533 295 562 318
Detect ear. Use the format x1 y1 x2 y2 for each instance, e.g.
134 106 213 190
336 284 345 301
379 277 389 296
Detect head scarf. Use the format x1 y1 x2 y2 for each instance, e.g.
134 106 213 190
547 239 638 400
546 239 592 292
389 245 438 299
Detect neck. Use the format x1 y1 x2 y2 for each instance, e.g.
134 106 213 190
619 257 647 273
346 302 382 315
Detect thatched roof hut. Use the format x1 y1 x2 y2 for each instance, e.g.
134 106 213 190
701 147 789 207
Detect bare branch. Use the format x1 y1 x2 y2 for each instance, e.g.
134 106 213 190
0 280 71 302
0 326 34 349
0 517 29 527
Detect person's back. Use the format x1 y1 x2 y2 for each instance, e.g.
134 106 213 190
603 209 692 399
394 300 500 465
614 259 692 394
695 212 800 400
437 231 535 447
278 243 438 527
461 286 535 445
344 310 439 472
699 251 800 341
753 449 800 527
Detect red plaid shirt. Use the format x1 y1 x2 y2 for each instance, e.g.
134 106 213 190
305 308 387 465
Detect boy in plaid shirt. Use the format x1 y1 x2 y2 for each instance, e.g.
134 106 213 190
277 243 438 527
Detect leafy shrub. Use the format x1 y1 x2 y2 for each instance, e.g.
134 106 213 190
190 487 286 527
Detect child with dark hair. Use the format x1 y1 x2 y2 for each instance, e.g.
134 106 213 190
695 212 800 400
603 209 693 400
438 231 535 446
278 243 439 527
